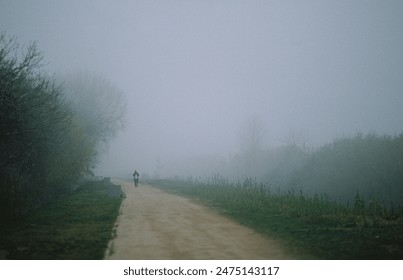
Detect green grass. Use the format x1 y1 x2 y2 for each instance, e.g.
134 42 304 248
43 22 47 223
148 179 403 259
0 181 123 259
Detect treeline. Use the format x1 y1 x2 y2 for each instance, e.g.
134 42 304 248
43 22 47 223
287 133 403 205
228 133 403 206
169 131 403 207
0 34 126 221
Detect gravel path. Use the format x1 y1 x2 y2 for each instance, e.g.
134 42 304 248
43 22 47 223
105 181 293 259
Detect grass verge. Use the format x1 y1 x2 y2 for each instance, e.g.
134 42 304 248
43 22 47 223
148 179 403 260
0 181 123 259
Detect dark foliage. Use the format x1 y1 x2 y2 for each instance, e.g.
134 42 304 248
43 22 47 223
0 34 119 221
288 133 403 205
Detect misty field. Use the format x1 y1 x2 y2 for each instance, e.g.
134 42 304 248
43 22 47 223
0 181 122 259
149 179 403 259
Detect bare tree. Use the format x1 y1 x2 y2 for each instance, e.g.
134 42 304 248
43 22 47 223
234 117 268 180
239 116 267 153
61 71 127 144
281 128 310 151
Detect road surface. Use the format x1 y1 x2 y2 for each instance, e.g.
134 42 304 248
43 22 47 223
105 180 293 259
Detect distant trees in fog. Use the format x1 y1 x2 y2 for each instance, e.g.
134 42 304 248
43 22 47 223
231 132 403 206
177 123 403 206
231 117 268 179
162 114 402 206
287 133 403 205
0 34 126 220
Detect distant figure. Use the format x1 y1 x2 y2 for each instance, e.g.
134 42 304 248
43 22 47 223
133 170 139 187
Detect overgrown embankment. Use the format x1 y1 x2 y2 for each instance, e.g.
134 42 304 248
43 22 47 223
0 181 123 259
149 179 403 259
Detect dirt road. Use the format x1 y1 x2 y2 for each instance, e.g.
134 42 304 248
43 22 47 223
105 181 293 259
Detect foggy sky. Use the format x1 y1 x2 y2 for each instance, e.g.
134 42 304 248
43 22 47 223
1 0 403 178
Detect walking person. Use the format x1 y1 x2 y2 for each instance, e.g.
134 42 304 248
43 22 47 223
133 170 139 187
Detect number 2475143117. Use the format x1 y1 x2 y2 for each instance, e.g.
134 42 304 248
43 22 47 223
215 266 279 276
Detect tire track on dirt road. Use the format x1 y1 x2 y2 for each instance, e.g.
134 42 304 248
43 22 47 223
105 180 294 259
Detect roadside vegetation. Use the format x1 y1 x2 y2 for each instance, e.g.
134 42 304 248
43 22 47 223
0 180 123 259
0 33 126 221
149 176 403 259
226 130 403 207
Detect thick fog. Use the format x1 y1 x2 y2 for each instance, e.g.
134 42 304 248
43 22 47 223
2 0 403 179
